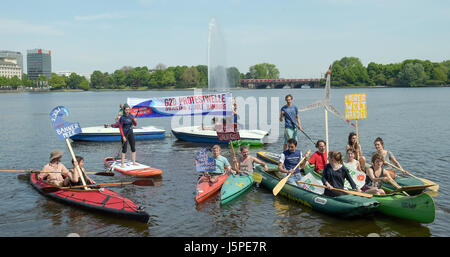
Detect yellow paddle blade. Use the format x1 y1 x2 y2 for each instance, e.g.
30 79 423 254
272 173 291 196
251 172 262 183
420 178 439 192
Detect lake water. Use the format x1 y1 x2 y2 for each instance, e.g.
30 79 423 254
0 87 449 237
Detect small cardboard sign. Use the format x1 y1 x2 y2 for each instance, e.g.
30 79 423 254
345 93 367 120
215 123 240 141
195 148 216 172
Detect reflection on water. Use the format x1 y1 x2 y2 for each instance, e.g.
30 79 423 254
0 88 449 236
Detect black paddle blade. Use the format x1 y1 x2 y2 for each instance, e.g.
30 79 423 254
93 172 115 176
132 179 154 186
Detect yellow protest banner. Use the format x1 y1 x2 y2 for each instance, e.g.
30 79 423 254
345 93 367 120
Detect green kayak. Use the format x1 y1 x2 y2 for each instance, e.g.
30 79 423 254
254 164 379 218
303 163 436 223
232 140 263 147
257 151 427 195
220 173 254 205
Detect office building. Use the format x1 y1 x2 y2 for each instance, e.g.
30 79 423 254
0 50 23 78
27 49 52 80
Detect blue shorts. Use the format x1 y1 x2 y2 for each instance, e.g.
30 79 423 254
286 172 302 186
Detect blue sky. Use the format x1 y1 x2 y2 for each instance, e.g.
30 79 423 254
2 0 449 78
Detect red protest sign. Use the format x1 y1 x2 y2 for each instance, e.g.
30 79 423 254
215 123 240 141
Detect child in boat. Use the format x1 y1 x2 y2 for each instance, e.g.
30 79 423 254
305 140 328 174
346 132 366 170
361 153 392 195
233 145 268 175
208 145 232 183
69 156 95 186
321 151 360 197
277 138 306 186
38 150 72 187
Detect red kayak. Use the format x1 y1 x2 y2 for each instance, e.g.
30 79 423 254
30 173 149 223
104 157 162 177
195 173 229 203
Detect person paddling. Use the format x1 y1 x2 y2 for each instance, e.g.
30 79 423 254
69 156 95 186
208 145 232 183
305 140 328 174
38 150 85 187
277 138 305 186
343 148 363 172
321 151 360 197
119 104 138 168
38 150 71 186
373 137 406 178
232 145 268 175
361 152 392 195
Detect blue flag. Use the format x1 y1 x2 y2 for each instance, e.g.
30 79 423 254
49 106 82 140
195 147 216 172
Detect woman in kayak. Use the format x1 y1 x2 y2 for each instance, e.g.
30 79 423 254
343 148 363 172
345 132 366 170
373 137 406 178
233 145 268 175
119 104 138 168
321 151 360 197
208 145 232 183
68 156 95 186
38 150 81 187
361 152 393 195
38 150 71 186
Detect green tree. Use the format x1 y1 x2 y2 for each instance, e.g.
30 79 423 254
248 63 280 79
111 70 126 88
91 70 109 89
181 66 200 88
196 65 208 87
161 70 176 87
48 73 66 89
397 63 427 86
227 67 241 88
66 73 84 89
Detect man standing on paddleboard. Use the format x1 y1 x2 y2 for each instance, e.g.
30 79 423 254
280 94 303 151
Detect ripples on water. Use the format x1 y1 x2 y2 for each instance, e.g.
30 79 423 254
0 88 449 237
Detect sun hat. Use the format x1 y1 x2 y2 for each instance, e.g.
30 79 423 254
50 150 64 161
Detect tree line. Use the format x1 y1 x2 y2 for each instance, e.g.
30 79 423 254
1 58 448 90
331 57 449 87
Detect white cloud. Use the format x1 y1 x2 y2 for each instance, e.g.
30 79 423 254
0 19 64 36
74 13 127 21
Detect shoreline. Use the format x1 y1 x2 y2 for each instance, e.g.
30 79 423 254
0 85 448 94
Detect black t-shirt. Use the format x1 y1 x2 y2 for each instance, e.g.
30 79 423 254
321 164 357 190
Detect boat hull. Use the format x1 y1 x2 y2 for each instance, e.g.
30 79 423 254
195 173 229 203
30 173 149 223
70 126 166 142
254 164 379 218
172 126 267 144
220 174 254 205
104 157 163 177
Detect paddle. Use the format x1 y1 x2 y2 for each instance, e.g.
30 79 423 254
42 179 154 193
0 169 114 176
296 181 373 198
272 149 311 196
387 177 409 196
284 110 315 146
384 161 439 192
390 184 434 194
250 172 263 183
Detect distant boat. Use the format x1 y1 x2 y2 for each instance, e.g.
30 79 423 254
171 126 269 144
70 126 165 142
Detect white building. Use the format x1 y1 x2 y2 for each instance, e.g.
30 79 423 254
0 58 22 78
